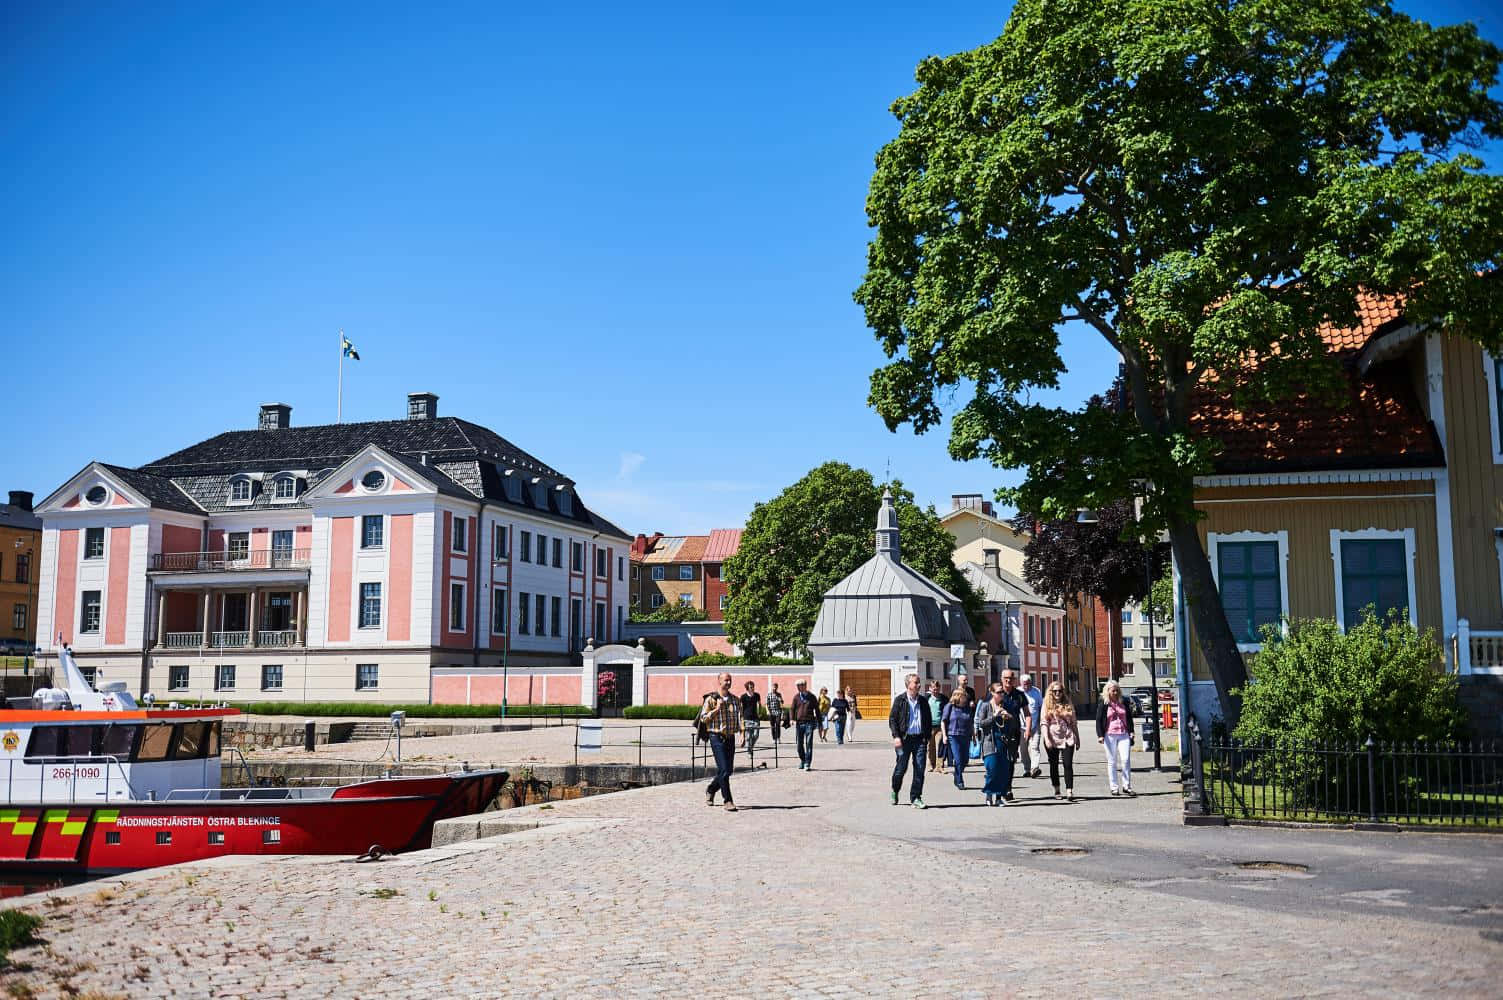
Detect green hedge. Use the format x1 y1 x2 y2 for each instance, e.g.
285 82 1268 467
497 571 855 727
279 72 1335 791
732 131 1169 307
217 702 590 719
623 704 771 721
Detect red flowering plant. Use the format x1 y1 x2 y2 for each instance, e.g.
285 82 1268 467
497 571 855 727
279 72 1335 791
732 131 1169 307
597 671 617 704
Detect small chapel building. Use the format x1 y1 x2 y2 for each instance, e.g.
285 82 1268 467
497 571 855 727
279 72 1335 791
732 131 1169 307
808 490 978 721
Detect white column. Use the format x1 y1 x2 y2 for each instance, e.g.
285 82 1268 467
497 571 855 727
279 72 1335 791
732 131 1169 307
156 590 166 647
581 640 597 711
200 591 211 647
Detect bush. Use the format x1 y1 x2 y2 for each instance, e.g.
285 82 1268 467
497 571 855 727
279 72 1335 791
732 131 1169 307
679 652 743 666
1232 611 1468 812
1235 611 1467 748
0 910 42 967
215 702 590 719
623 704 704 721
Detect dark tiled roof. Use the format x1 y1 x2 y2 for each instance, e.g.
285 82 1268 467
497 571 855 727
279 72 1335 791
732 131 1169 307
143 417 566 481
122 416 630 538
0 503 41 532
101 464 203 515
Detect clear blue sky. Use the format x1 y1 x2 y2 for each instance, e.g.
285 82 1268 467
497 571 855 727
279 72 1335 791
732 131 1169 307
4 1 1500 534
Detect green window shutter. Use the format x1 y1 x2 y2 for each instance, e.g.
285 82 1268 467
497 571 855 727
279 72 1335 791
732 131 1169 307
1218 541 1281 644
1339 539 1409 627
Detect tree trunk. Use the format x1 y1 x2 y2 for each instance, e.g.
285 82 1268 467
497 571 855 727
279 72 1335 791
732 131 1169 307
1166 519 1247 731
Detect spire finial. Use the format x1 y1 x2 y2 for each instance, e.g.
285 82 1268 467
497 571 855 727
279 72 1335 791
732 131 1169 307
876 488 900 561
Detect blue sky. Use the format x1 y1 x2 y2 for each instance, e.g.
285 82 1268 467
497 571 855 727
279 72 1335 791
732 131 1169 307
4 2 1500 534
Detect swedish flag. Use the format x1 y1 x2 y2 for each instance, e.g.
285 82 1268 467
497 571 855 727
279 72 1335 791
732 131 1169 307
342 335 360 361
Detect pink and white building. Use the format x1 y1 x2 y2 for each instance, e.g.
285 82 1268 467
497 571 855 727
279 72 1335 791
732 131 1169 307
33 394 632 705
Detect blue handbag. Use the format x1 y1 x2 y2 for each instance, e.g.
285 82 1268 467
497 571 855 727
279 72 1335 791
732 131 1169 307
969 736 981 760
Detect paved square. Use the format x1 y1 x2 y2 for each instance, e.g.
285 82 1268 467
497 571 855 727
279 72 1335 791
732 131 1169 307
3 730 1499 998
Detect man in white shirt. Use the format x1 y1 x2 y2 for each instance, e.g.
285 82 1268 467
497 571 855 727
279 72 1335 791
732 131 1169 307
887 672 933 809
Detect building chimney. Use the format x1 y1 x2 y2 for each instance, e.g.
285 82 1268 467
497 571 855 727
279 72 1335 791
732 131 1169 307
407 392 439 421
983 548 1001 576
258 403 292 431
7 490 33 512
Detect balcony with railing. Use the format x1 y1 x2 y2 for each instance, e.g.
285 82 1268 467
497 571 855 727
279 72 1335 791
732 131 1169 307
160 629 299 650
149 549 312 573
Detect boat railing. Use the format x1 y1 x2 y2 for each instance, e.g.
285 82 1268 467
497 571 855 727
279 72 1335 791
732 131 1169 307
9 755 138 804
163 786 338 801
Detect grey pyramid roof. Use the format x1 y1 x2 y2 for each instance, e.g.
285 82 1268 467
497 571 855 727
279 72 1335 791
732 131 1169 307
959 561 1053 607
810 554 975 648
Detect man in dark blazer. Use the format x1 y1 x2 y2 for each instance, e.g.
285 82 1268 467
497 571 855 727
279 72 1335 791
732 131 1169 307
888 672 934 809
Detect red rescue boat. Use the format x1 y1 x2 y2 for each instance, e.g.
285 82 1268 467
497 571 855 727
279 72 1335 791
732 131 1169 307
0 648 505 874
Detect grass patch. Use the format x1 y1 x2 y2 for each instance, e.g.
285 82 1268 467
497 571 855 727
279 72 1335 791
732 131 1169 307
0 910 43 967
214 702 590 719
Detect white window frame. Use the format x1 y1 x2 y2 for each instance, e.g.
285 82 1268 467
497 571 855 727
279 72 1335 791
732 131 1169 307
1484 350 1503 464
261 664 283 691
1330 527 1418 631
678 593 693 606
215 664 236 691
679 565 693 581
228 477 254 505
719 594 728 611
1122 636 1133 650
493 525 508 561
356 663 379 691
359 582 382 630
361 514 384 550
272 476 297 502
80 590 101 634
650 593 664 609
449 582 466 632
169 665 190 691
1208 530 1291 652
84 527 105 560
651 566 665 581
451 517 467 554
492 588 508 635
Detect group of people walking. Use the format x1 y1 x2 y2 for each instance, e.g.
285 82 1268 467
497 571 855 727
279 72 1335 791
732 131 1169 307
893 669 1091 808
695 669 1141 813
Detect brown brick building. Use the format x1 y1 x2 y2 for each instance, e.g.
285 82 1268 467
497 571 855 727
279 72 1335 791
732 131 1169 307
629 529 742 621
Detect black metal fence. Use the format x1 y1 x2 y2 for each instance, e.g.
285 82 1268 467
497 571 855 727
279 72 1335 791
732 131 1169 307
1186 721 1503 828
573 721 781 775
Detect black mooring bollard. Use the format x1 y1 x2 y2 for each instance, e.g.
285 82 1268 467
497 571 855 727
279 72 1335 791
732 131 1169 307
304 720 316 752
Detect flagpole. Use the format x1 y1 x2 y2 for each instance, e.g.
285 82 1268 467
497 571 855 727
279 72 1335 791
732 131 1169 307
337 329 344 424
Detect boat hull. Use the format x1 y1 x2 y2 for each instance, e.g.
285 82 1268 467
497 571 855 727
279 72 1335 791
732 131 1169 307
0 770 507 874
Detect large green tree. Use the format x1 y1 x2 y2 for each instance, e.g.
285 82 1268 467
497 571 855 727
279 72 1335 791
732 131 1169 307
723 462 982 661
856 0 1503 726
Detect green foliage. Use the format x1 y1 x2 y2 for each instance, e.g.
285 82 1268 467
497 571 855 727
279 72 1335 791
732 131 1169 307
678 652 812 666
722 462 982 661
623 704 706 721
0 910 42 967
1235 612 1467 748
855 0 1503 721
629 603 709 624
642 640 671 664
1148 568 1174 626
218 702 590 718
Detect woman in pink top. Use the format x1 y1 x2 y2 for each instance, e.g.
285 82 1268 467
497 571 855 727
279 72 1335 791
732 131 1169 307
1094 680 1136 796
1041 682 1080 801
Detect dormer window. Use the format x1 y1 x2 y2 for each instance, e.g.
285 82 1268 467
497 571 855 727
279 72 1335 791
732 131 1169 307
556 485 573 516
85 485 107 506
228 478 253 504
273 476 297 501
361 470 386 492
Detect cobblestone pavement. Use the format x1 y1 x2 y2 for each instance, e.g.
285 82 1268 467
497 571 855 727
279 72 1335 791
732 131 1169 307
3 738 1499 999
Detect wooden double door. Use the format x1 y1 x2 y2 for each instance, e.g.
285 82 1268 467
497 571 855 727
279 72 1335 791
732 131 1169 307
841 669 892 724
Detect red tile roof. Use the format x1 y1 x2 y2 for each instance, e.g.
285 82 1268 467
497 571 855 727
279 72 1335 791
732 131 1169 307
1190 291 1440 474
633 529 742 564
675 535 708 563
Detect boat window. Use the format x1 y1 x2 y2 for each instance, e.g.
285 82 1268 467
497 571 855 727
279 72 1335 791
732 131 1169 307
98 725 139 760
137 724 178 762
205 722 220 757
176 723 211 759
25 725 99 759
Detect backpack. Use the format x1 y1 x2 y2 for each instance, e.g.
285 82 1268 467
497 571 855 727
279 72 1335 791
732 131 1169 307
694 695 715 742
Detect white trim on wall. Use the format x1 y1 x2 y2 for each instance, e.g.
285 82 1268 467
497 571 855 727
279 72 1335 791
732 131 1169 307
1195 468 1440 488
1484 349 1503 464
1426 333 1459 668
1329 527 1419 631
1207 530 1290 653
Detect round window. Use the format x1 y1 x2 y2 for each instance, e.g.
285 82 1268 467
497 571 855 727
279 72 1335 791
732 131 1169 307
361 470 386 491
85 486 107 505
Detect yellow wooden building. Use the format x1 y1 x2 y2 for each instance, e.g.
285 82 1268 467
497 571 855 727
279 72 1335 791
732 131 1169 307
1178 296 1503 736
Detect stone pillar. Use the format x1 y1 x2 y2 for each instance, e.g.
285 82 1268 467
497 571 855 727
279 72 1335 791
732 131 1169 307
631 638 649 707
580 639 597 711
295 590 307 646
156 590 167 647
200 591 211 648
250 589 260 646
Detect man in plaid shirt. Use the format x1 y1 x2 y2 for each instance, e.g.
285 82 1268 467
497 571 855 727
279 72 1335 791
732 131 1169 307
700 672 744 811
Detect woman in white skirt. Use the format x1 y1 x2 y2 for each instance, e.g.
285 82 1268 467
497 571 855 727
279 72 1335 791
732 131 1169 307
1094 680 1137 796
